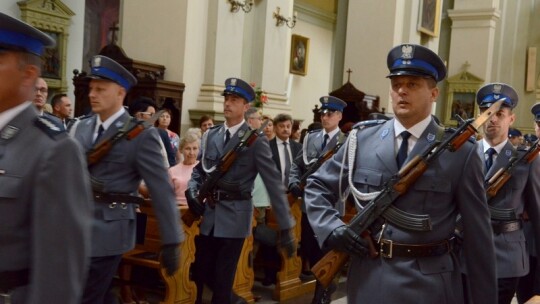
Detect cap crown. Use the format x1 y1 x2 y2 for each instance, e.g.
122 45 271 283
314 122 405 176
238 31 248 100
319 96 347 112
0 12 55 56
387 44 446 82
88 55 137 91
222 78 255 102
476 83 518 109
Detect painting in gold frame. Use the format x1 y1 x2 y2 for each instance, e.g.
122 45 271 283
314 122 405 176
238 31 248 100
290 34 309 76
418 0 442 37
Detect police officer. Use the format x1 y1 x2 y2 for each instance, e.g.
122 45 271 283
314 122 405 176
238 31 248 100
70 55 183 304
0 12 93 304
289 96 346 304
303 44 496 303
475 83 540 304
186 77 296 304
516 102 540 304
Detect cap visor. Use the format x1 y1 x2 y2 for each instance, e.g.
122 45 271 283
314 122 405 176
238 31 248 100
387 70 434 80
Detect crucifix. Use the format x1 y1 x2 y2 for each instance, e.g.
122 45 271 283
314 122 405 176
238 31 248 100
109 22 120 45
346 68 353 82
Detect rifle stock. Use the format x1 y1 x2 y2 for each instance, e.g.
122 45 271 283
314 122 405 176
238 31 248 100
87 141 114 165
485 139 540 199
311 249 348 288
181 209 199 228
486 169 510 198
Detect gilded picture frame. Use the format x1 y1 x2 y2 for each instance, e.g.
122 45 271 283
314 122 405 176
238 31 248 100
417 0 442 37
290 34 309 76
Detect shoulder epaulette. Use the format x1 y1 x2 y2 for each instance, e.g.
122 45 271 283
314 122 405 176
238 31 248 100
444 127 476 143
35 116 66 140
353 119 387 130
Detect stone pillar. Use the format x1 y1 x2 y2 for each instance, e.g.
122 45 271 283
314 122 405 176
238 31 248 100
447 1 500 81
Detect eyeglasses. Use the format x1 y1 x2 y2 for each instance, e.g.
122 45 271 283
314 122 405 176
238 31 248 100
35 87 48 94
139 112 154 117
249 116 262 120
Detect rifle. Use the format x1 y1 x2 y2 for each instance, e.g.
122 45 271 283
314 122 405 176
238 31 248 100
311 99 503 288
484 139 540 220
86 110 164 166
287 135 344 204
182 121 269 227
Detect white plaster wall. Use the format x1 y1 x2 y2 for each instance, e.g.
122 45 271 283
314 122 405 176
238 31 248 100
344 0 442 115
288 19 334 125
121 0 187 82
344 0 399 113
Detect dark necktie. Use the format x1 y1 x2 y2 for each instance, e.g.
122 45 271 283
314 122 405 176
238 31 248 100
485 148 496 171
224 129 231 147
396 131 411 169
322 134 329 150
283 141 291 186
94 125 104 144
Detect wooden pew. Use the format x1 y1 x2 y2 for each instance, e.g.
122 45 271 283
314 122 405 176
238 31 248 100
119 202 256 303
119 203 198 304
265 199 316 301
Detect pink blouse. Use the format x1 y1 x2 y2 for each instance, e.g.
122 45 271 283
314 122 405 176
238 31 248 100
169 161 199 206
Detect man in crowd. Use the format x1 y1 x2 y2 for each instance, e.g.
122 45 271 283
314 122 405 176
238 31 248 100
303 44 496 303
289 95 347 304
32 77 48 115
261 113 302 285
187 77 296 304
69 55 183 304
475 83 540 304
129 96 176 167
51 93 73 128
508 128 524 148
0 12 93 303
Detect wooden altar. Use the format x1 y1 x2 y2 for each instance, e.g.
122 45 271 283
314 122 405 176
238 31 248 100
72 39 185 134
313 70 384 128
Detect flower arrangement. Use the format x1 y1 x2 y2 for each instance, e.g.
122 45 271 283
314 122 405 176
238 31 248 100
250 82 268 109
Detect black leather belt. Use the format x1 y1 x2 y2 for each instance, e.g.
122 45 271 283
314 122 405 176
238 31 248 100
93 191 144 205
0 269 29 292
212 191 252 201
492 220 523 235
379 238 454 259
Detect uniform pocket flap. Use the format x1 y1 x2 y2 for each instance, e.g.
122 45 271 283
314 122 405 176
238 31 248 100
353 168 383 187
0 175 21 198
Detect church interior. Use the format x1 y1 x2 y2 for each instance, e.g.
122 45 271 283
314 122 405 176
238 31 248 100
3 0 540 303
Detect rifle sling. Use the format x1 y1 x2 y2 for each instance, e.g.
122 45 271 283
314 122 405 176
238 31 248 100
87 117 140 166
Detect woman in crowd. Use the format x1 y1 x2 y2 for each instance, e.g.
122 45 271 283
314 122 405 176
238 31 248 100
262 115 275 140
169 132 200 205
157 109 180 160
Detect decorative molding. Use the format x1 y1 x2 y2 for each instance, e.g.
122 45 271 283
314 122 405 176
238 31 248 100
294 2 336 30
448 7 500 28
18 0 75 92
